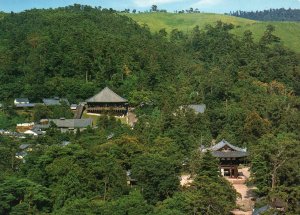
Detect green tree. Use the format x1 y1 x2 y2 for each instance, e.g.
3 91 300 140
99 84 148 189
0 177 51 214
151 5 158 12
192 151 220 178
131 154 180 204
251 133 299 195
159 176 237 215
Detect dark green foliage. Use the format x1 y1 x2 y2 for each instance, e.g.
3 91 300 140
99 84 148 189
0 5 195 107
131 154 180 204
104 191 154 215
194 151 220 178
0 177 51 214
158 176 237 215
94 136 143 170
0 137 20 175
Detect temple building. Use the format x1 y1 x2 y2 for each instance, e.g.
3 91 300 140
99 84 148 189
201 139 248 178
86 87 128 116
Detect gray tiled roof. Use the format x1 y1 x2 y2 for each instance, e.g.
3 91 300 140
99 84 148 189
33 124 50 130
187 104 206 113
252 205 270 215
15 98 29 103
19 144 31 150
86 87 127 103
16 151 28 157
42 98 69 106
43 98 61 106
31 128 44 135
16 103 35 108
200 139 248 158
49 118 93 128
212 151 248 158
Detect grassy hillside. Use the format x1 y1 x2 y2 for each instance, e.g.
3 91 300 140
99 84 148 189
232 22 300 53
126 13 300 53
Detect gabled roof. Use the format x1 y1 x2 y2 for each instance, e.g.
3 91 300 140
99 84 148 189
211 139 247 152
49 118 93 128
86 87 127 103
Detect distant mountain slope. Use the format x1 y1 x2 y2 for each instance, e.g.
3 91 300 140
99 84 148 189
229 8 300 21
126 13 300 53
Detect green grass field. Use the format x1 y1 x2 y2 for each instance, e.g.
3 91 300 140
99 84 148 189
125 13 300 53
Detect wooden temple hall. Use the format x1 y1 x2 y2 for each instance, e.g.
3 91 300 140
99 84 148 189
201 140 248 178
86 87 128 116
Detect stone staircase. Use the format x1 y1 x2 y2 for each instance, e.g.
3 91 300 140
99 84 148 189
74 105 85 119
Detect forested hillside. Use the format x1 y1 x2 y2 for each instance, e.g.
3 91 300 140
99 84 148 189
229 8 300 21
0 5 299 214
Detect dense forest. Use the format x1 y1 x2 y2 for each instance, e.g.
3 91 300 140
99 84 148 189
229 8 300 21
0 5 299 215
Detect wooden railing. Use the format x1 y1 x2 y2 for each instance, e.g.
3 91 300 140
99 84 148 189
87 106 127 112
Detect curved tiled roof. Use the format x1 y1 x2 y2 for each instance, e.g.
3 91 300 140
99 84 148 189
200 139 248 158
211 139 247 152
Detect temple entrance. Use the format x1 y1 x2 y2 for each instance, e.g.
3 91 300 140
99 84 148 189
221 166 238 178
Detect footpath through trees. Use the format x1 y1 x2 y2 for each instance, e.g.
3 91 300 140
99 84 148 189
229 167 256 215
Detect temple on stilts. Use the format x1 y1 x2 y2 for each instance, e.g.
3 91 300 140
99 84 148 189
86 87 128 116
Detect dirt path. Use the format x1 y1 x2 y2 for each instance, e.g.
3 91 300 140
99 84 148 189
180 168 256 214
180 174 193 186
228 167 255 215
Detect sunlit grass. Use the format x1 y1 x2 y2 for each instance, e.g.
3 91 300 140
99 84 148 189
125 13 300 52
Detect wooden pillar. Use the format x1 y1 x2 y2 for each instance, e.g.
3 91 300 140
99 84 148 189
234 166 238 178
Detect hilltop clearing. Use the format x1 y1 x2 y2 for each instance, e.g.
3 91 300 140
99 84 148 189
126 13 300 53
